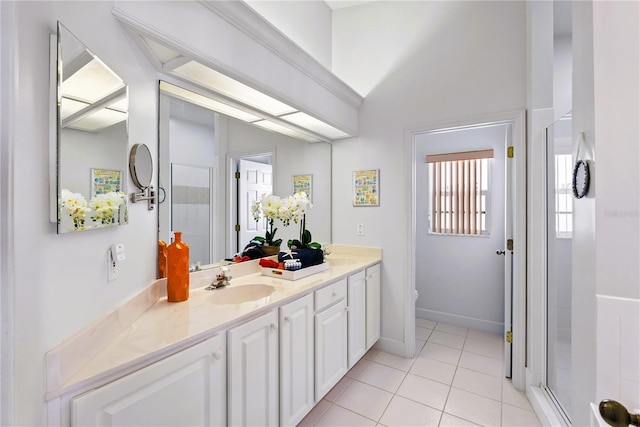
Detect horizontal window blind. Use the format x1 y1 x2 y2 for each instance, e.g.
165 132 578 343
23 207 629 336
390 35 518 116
427 150 492 235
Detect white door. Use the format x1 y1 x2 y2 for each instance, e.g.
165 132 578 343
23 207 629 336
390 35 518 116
228 310 279 427
71 335 226 427
238 159 272 252
347 271 366 368
315 299 348 401
279 294 314 427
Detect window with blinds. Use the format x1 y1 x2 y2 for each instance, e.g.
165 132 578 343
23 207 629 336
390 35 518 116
426 149 493 236
554 154 573 238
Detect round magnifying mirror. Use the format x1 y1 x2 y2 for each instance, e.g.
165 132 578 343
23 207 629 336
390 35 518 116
129 144 153 190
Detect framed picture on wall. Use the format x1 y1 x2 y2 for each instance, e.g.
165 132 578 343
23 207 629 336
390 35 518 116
353 169 380 206
293 174 313 201
91 168 122 196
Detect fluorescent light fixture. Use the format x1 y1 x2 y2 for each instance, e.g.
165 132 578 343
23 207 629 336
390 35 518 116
68 108 127 132
160 81 262 122
62 58 124 103
280 111 350 140
252 120 320 142
172 61 297 116
60 97 88 119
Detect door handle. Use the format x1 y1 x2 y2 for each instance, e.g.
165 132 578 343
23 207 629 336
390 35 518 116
599 399 639 427
496 250 506 255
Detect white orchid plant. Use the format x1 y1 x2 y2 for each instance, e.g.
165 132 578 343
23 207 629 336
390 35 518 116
59 189 91 230
89 191 126 225
251 191 320 250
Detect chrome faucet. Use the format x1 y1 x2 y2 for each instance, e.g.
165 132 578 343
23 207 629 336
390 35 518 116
206 266 232 290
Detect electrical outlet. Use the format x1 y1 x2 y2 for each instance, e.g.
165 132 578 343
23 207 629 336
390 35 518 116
356 223 364 236
107 249 119 281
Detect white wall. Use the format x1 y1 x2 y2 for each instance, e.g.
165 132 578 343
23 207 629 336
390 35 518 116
5 2 158 424
244 0 332 70
553 35 572 120
415 125 506 334
331 0 526 353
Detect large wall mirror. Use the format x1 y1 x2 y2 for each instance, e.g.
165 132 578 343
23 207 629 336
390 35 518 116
158 81 332 272
53 22 129 233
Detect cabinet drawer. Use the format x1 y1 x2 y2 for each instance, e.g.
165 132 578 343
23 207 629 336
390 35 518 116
315 279 347 311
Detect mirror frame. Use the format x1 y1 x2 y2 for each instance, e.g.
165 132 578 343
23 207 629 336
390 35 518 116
129 143 153 189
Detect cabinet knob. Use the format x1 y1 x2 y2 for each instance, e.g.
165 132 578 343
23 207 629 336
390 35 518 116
270 323 278 331
345 306 350 312
284 316 291 323
332 292 337 298
213 350 223 360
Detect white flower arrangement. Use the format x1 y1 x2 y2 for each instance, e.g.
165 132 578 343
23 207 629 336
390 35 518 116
59 189 91 230
89 191 126 225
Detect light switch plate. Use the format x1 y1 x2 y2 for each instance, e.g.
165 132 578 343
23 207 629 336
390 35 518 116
356 223 364 236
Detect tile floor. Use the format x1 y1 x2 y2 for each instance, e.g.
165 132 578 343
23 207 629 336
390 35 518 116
298 318 542 427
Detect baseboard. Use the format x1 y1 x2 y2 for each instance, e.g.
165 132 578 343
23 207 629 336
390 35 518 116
416 307 504 335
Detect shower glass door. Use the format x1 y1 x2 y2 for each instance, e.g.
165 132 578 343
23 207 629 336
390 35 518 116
545 113 573 422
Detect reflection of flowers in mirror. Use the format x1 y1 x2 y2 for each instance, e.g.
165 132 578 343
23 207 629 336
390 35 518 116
90 192 126 225
59 189 91 230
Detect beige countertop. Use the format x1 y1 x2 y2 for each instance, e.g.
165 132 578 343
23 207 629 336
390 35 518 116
45 245 381 400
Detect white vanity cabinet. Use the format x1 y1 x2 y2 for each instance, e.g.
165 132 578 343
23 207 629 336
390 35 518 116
314 279 348 400
279 293 314 426
347 270 367 368
227 310 279 427
70 334 226 427
366 263 381 349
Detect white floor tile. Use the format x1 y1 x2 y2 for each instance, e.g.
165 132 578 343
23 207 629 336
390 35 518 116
452 367 502 401
378 395 442 427
396 373 450 410
315 403 377 427
416 326 433 340
347 358 371 379
415 339 426 356
429 331 466 349
297 399 332 427
325 376 354 403
463 337 504 360
502 403 542 426
410 356 457 385
335 380 394 421
444 387 502 427
435 323 469 337
458 351 504 377
466 328 503 344
439 412 481 426
420 342 462 365
356 361 407 393
363 347 380 361
373 350 416 372
416 318 437 329
502 378 534 411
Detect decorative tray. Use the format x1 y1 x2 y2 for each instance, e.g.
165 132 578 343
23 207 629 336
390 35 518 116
260 262 329 281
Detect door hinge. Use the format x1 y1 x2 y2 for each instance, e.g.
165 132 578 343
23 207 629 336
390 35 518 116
507 239 513 251
507 146 514 158
506 331 513 344
235 224 240 232
235 171 240 179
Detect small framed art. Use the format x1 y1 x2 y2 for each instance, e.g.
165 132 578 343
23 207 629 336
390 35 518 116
353 169 379 206
293 174 313 200
91 168 123 196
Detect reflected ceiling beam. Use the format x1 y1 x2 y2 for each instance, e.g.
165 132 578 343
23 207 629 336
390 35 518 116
61 86 127 129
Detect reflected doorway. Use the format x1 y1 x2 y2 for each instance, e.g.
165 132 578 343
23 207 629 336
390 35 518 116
545 113 573 422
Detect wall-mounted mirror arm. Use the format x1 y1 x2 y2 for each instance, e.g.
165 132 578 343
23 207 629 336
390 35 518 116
129 143 156 211
130 186 156 211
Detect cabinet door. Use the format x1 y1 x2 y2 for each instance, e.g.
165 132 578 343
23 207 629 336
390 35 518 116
315 299 348 400
279 294 314 427
228 310 279 427
71 334 226 427
366 263 381 349
348 270 367 368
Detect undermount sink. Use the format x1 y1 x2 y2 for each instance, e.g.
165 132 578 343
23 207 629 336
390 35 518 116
209 284 276 305
326 257 359 266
